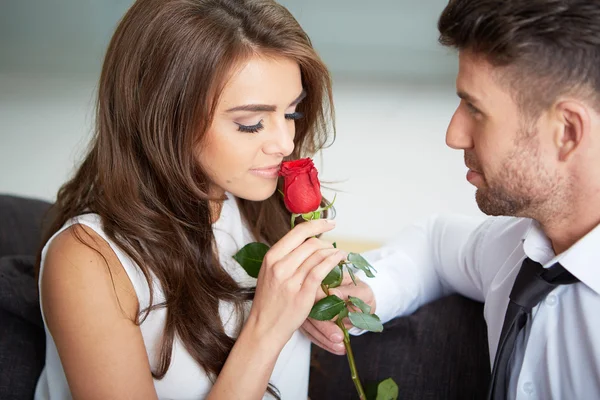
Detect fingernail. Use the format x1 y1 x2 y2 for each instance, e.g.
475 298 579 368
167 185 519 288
334 343 345 350
331 334 343 342
325 219 336 225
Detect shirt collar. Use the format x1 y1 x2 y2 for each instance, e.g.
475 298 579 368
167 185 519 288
522 219 600 295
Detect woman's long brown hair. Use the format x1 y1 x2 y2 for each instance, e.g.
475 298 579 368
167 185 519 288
38 0 334 390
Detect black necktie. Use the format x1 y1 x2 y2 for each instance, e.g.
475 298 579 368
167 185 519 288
487 258 579 400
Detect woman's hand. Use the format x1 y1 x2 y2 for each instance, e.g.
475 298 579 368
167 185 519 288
211 219 345 400
246 219 347 347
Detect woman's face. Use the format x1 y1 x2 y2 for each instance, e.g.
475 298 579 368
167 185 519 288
197 54 305 201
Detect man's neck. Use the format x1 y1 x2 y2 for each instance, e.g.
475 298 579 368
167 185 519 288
537 193 600 254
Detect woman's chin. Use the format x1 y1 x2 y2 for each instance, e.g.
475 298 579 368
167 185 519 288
230 182 279 202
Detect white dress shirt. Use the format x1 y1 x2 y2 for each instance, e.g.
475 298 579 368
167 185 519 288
359 214 600 399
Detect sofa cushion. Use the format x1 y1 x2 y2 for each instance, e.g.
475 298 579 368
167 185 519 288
309 294 491 400
0 255 43 327
0 255 45 400
0 194 52 258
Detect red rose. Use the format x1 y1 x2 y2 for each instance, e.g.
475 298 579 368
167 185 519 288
279 158 322 214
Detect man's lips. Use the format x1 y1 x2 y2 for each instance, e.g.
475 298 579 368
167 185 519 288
466 167 483 185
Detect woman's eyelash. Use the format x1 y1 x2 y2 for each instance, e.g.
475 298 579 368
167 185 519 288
236 120 264 133
285 112 304 120
236 112 304 133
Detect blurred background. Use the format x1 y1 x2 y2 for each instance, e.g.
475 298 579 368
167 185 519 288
0 0 483 248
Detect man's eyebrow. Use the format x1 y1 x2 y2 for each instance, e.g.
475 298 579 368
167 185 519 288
457 90 481 105
226 89 307 113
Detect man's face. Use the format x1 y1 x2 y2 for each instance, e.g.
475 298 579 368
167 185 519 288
446 50 562 217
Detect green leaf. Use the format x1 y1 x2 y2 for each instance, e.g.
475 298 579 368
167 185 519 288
291 213 298 229
348 296 371 314
332 242 337 249
348 312 383 332
345 264 357 285
309 295 345 321
232 242 269 278
316 193 337 212
376 378 399 400
302 212 315 221
366 378 399 400
322 265 343 288
348 253 377 278
337 306 349 321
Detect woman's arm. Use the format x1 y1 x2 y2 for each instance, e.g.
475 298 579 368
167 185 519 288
43 219 342 400
41 225 159 400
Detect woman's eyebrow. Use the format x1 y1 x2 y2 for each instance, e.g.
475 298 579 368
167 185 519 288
290 89 307 106
225 89 306 113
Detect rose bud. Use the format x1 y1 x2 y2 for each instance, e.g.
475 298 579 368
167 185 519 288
279 158 322 214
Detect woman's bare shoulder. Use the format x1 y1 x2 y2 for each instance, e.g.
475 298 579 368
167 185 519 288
40 223 158 399
42 223 139 321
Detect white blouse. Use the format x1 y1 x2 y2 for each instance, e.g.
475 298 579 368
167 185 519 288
35 193 310 399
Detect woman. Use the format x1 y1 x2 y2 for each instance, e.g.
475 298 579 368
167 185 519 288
35 0 344 398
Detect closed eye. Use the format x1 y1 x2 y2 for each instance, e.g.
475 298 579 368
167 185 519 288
236 112 304 134
236 120 264 133
465 102 481 116
285 112 304 121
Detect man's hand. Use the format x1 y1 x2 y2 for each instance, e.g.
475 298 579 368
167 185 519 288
300 274 376 355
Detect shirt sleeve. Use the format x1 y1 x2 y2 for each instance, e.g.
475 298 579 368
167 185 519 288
351 214 493 331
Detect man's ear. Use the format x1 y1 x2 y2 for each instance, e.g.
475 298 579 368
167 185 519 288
553 100 590 162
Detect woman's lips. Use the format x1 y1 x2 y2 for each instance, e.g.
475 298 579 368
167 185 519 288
250 166 280 179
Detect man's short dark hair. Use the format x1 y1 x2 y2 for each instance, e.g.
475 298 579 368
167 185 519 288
438 0 600 118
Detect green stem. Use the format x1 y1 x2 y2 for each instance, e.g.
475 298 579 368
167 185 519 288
319 279 365 399
337 318 366 400
300 206 366 399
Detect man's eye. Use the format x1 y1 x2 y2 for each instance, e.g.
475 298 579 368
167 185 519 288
466 102 480 115
236 120 264 133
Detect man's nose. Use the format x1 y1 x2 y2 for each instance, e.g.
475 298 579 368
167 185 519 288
446 109 473 150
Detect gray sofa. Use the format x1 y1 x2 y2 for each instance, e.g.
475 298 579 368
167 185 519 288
0 194 490 399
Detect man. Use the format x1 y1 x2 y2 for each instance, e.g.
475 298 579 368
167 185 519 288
301 0 600 398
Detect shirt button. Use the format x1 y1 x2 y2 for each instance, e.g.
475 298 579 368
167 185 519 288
546 294 557 306
523 381 535 395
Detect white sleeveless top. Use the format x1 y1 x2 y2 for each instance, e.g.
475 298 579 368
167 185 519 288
34 194 311 399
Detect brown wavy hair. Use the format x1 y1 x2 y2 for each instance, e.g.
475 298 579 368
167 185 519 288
38 0 334 391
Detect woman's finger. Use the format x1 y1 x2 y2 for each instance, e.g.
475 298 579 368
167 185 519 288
293 247 339 279
265 219 335 263
272 238 334 277
299 250 347 294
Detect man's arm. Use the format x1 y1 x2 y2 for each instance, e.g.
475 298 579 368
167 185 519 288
360 213 488 324
301 213 491 352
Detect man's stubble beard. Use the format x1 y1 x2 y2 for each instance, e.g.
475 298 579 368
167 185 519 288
473 128 562 218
